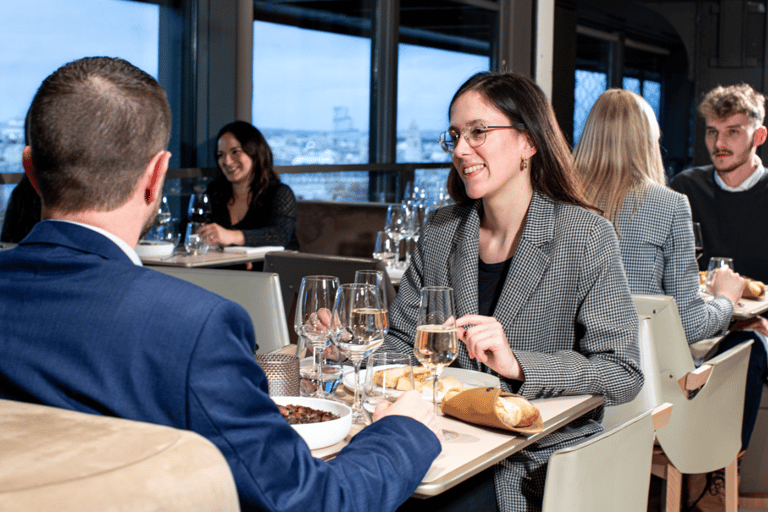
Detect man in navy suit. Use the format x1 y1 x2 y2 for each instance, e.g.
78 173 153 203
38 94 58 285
0 56 441 512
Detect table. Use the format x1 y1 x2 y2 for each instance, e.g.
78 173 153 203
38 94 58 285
701 287 768 319
141 246 284 268
311 389 603 498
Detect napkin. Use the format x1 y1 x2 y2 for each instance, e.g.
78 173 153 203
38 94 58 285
223 246 284 254
440 386 543 434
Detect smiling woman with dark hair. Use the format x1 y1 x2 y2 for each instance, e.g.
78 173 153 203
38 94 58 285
197 121 299 250
383 71 642 511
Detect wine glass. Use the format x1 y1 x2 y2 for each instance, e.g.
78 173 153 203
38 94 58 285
187 192 212 237
354 269 389 318
155 195 172 227
400 202 418 267
414 286 459 440
294 276 340 398
385 204 406 268
705 257 734 288
692 222 704 261
372 231 396 269
330 283 386 424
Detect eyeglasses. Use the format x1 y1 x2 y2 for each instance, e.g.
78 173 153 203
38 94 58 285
438 122 516 154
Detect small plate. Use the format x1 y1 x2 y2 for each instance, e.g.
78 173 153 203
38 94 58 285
343 366 499 403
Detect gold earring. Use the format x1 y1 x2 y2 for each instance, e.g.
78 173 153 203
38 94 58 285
520 158 528 171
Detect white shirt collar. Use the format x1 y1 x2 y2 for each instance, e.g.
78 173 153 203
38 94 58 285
52 220 143 266
714 159 765 192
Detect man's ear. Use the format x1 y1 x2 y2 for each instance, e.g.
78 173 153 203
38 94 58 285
22 146 41 195
754 125 768 147
143 150 171 205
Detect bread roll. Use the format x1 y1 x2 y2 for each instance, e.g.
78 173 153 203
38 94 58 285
743 279 765 300
373 366 408 387
494 395 540 428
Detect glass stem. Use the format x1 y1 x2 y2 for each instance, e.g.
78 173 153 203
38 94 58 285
311 341 325 397
353 361 364 414
432 373 439 415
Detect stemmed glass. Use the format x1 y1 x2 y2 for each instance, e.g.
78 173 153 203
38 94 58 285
400 202 418 267
354 269 389 320
385 204 406 268
692 222 704 261
331 283 386 424
294 275 340 398
414 286 459 440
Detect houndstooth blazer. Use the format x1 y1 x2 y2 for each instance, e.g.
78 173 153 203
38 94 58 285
616 183 732 343
384 191 643 511
384 190 643 424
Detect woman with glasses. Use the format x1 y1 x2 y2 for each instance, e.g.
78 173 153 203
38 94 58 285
197 121 300 251
574 89 766 459
384 72 643 511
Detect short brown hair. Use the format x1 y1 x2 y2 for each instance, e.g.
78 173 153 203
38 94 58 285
446 72 591 211
28 56 171 212
698 83 765 127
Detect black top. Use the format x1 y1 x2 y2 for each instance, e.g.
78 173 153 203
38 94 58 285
670 164 768 283
206 181 300 250
478 256 513 317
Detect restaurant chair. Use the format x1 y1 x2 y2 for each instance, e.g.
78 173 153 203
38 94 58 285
0 398 239 512
154 267 290 354
542 404 671 512
603 294 751 512
263 251 396 343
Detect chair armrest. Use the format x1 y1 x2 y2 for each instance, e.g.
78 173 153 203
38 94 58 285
677 365 712 398
652 402 673 430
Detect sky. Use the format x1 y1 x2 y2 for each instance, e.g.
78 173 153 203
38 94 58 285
0 0 158 123
252 21 489 133
1 0 488 136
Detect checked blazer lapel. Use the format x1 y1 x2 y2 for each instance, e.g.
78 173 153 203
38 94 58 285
448 202 481 320
493 192 553 331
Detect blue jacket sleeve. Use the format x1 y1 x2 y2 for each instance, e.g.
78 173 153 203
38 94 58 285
185 300 441 512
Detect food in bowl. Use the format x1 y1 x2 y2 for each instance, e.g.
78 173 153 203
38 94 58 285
278 403 339 424
272 396 352 450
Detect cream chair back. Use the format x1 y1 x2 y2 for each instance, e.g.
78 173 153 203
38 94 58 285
609 295 750 474
542 409 655 512
154 267 290 354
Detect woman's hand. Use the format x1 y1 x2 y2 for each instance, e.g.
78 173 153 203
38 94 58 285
455 314 524 381
196 223 245 246
709 267 745 308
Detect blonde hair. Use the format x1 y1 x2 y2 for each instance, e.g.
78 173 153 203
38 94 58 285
573 89 666 226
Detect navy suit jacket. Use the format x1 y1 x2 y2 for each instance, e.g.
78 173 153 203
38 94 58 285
0 221 440 512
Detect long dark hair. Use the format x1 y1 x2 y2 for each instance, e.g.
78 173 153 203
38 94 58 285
212 121 280 204
446 72 591 211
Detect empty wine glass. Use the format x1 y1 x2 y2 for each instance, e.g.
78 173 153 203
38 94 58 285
294 275 340 398
705 257 734 288
372 231 396 269
385 204 406 268
354 269 389 332
155 195 172 227
414 285 459 440
692 222 704 261
331 283 386 424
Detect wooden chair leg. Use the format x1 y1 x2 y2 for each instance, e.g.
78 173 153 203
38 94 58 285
666 463 683 512
725 458 738 512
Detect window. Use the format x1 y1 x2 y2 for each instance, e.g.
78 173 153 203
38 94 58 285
0 0 161 231
253 0 498 203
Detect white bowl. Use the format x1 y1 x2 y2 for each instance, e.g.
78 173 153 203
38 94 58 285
135 240 175 258
272 396 352 450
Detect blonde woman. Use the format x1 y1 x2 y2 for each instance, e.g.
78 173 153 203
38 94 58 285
574 89 766 455
574 89 743 341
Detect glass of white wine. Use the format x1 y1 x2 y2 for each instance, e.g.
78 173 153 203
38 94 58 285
331 283 386 424
414 286 459 440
